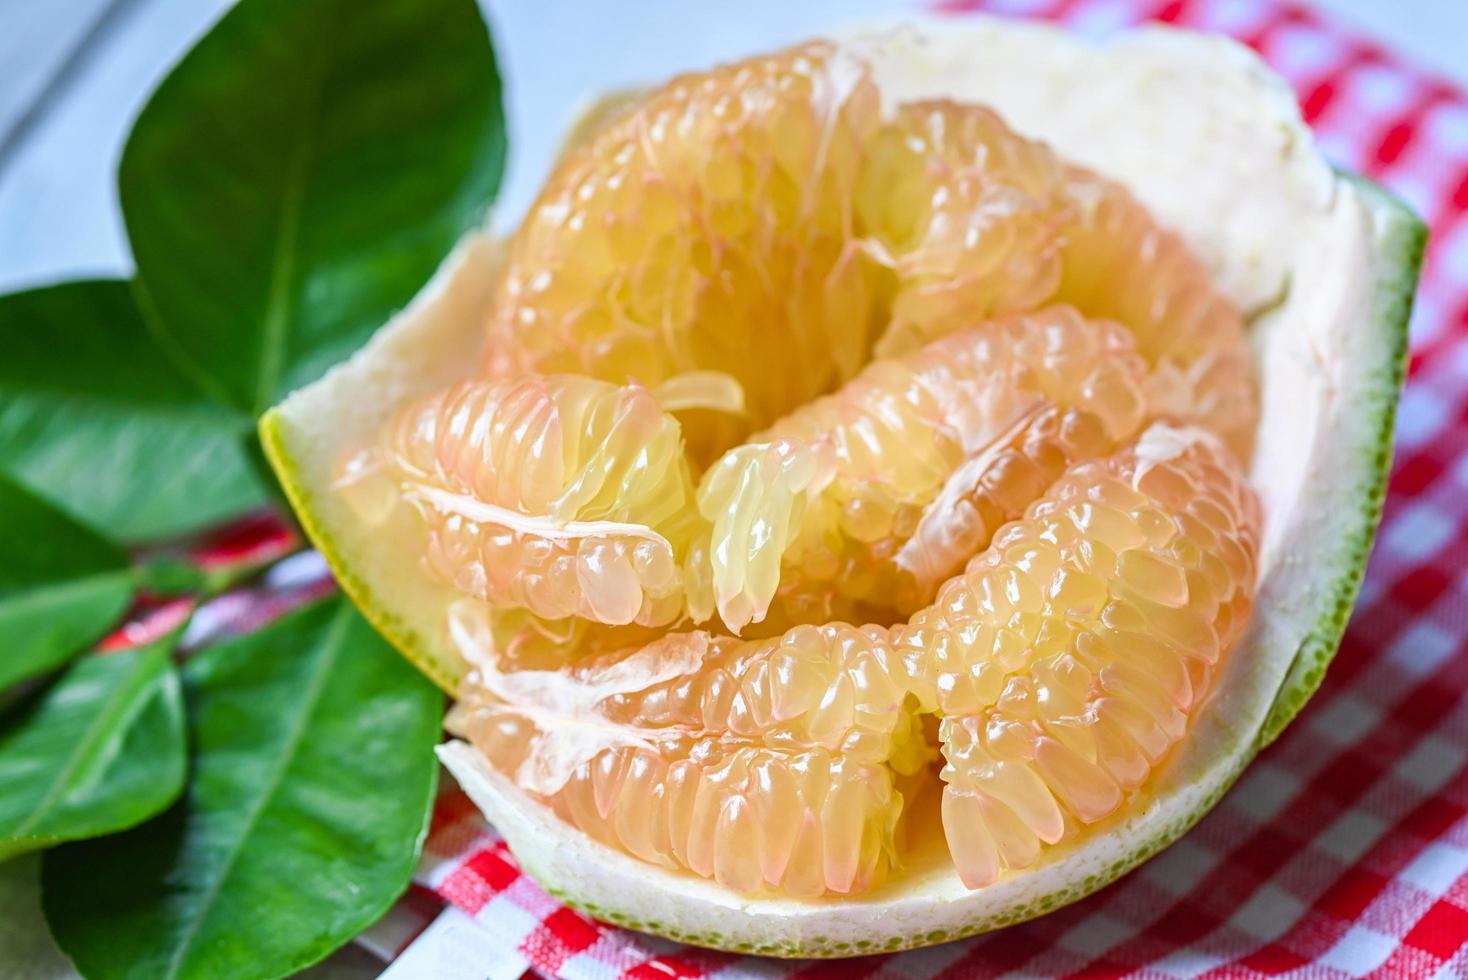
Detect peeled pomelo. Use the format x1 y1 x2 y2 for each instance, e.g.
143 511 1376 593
261 15 1424 957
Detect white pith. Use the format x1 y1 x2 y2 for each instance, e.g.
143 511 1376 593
265 15 1418 955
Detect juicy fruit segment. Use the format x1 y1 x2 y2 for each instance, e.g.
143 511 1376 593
484 42 885 459
1052 168 1258 460
450 611 920 895
453 617 922 895
857 103 1071 352
685 438 835 633
897 429 1260 887
335 375 701 627
687 306 1151 633
558 745 904 897
863 100 1258 460
339 39 1267 899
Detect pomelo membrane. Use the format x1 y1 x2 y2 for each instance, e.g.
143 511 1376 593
262 16 1424 956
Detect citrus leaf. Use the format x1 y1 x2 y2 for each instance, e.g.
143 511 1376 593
0 280 267 542
120 0 506 416
42 597 443 980
0 635 186 859
0 474 134 692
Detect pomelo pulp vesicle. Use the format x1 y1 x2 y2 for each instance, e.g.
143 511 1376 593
262 15 1424 956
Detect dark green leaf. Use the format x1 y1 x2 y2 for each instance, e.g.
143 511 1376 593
43 598 443 979
121 0 506 415
0 280 267 542
136 557 209 597
0 635 186 859
0 474 134 691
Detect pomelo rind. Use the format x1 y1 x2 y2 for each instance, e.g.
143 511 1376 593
261 15 1425 957
263 233 502 694
1256 171 1421 746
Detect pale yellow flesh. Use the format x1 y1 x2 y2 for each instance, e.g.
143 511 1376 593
262 14 1421 957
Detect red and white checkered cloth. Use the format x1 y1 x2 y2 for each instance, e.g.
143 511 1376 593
120 0 1468 976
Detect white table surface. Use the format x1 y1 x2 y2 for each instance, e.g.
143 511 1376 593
0 0 1463 296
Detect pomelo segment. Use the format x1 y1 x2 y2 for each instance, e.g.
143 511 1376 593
450 604 923 895
1051 166 1258 460
484 41 885 460
336 373 700 629
908 426 1259 888
688 306 1151 634
262 15 1424 958
861 98 1256 460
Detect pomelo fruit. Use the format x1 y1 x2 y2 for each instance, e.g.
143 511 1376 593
261 15 1425 957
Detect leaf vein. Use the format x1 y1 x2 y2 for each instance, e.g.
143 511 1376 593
162 602 349 978
10 649 165 838
252 82 322 416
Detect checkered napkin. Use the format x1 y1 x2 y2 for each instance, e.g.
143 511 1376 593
123 0 1468 976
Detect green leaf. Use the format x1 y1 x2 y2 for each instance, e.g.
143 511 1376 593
0 635 186 859
0 280 268 542
43 598 443 979
136 558 209 598
121 0 506 416
0 475 134 691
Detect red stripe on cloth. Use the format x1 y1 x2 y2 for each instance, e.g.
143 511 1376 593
622 956 711 980
1236 941 1313 975
1362 84 1456 190
191 510 297 570
519 907 605 974
1454 169 1468 211
1390 565 1455 612
789 956 890 980
465 845 523 892
98 597 194 651
1297 47 1378 125
1405 899 1468 959
1149 0 1188 23
1318 868 1394 921
1391 450 1449 496
936 929 1058 977
436 842 522 916
1234 6 1308 54
1060 959 1130 980
1034 0 1093 21
1377 119 1418 169
1400 797 1468 843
